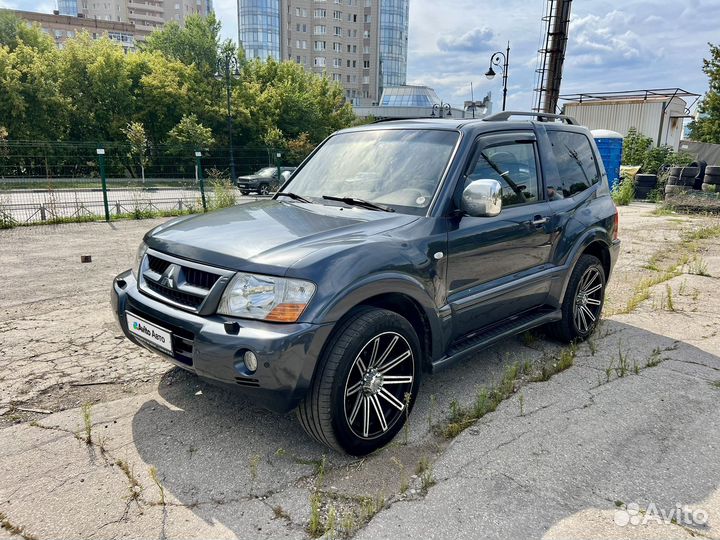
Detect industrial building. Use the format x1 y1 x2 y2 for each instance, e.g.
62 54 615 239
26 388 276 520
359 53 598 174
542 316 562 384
560 89 700 151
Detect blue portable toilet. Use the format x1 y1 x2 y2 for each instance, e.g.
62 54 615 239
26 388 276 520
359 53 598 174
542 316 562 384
591 129 624 191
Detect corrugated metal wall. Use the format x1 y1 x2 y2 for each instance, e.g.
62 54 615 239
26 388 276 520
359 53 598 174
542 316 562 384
563 97 686 150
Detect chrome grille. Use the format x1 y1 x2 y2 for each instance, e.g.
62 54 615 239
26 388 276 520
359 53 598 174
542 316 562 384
139 249 234 313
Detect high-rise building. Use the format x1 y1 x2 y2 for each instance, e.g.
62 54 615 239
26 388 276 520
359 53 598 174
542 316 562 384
56 0 212 37
238 0 409 106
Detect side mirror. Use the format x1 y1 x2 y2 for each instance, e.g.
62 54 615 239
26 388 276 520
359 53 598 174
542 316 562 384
280 170 292 182
461 179 503 217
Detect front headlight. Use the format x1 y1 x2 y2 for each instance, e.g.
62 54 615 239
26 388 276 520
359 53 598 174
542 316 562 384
217 272 316 322
132 242 148 280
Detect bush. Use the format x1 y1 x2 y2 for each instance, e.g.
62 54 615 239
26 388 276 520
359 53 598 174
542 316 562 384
612 177 635 206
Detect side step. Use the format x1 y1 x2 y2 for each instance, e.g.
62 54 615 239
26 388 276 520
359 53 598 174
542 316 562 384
431 307 562 373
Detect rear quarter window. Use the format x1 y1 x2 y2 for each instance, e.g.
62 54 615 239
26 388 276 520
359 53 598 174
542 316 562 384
546 131 600 198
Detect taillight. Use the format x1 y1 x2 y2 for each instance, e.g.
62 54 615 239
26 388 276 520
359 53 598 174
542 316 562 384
613 208 619 241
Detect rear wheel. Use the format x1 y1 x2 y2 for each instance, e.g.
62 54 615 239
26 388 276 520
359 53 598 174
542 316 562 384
548 254 606 342
297 308 421 455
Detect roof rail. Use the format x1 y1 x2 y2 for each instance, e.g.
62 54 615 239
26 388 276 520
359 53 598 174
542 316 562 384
483 111 577 125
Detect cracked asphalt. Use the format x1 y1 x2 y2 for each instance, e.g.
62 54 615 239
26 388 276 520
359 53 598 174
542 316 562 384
1 203 720 540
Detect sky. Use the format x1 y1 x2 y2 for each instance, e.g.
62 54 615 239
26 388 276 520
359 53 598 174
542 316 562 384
2 0 718 112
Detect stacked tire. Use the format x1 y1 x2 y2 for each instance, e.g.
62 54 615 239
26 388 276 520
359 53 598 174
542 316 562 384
665 166 699 196
634 174 657 200
702 166 720 194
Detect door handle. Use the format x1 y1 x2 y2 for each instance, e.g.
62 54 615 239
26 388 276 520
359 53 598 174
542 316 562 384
531 216 549 227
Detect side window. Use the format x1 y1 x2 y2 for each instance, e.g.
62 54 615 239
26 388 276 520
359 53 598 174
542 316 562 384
546 131 600 199
466 139 540 207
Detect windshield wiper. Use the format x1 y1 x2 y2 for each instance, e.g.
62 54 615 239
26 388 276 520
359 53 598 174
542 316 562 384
276 192 311 203
322 195 395 213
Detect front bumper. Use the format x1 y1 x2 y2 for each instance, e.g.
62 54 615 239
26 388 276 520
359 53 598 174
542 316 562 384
111 271 333 413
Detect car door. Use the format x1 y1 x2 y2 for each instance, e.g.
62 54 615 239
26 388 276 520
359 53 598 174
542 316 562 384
446 130 555 340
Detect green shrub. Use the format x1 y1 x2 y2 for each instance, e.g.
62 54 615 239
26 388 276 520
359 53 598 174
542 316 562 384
612 177 635 206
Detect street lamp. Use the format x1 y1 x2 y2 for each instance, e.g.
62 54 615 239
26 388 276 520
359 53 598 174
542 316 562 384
485 41 510 111
215 50 241 182
431 102 452 118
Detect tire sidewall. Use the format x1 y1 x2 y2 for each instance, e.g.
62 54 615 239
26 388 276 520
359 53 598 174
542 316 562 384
328 311 422 455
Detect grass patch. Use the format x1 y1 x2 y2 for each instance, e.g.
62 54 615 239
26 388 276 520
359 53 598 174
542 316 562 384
81 402 92 445
442 349 573 439
710 380 720 390
611 177 635 206
149 466 165 506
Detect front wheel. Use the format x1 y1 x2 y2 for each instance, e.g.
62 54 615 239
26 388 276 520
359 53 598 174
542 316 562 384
297 308 421 455
258 183 270 196
548 254 606 342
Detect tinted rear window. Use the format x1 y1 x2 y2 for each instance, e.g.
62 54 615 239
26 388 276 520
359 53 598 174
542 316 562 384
546 131 600 198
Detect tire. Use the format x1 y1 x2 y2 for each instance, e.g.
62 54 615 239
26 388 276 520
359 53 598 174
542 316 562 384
706 165 720 176
635 174 657 188
547 254 606 343
704 173 720 185
258 183 270 196
297 307 422 455
240 190 250 196
665 184 693 195
667 176 694 187
669 166 699 178
702 183 720 193
635 187 652 199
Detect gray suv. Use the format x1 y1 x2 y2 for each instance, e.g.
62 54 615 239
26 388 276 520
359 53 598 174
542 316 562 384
112 112 620 455
236 166 296 195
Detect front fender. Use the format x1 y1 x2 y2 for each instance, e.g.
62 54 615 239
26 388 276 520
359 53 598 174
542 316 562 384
315 272 445 358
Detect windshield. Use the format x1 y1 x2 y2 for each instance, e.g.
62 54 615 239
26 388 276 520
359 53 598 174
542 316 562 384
284 129 459 214
256 167 276 177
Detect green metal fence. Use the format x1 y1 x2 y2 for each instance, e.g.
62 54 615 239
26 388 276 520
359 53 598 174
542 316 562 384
0 141 292 228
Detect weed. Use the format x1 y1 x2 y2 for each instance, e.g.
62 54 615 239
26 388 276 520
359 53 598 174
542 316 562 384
274 447 286 457
420 466 436 493
400 473 409 494
518 393 525 416
617 347 630 378
684 225 720 241
316 455 327 488
359 493 385 521
149 466 165 506
0 512 37 540
341 511 357 535
665 284 675 311
633 361 640 375
520 330 537 347
403 392 411 445
646 347 663 368
115 459 142 501
687 255 710 276
249 454 261 482
208 179 237 210
710 380 720 390
612 177 635 206
326 506 337 539
415 457 430 476
81 402 92 445
308 493 322 537
588 339 598 356
556 345 576 372
273 506 290 521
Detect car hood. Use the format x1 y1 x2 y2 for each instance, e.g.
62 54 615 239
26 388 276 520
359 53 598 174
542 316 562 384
236 175 265 181
145 199 419 274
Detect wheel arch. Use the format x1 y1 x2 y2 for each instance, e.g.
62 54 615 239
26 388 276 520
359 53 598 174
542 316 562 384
553 230 612 306
314 276 442 374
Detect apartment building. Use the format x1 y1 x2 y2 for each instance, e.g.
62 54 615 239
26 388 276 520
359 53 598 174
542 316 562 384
8 9 145 51
238 0 409 105
56 0 212 37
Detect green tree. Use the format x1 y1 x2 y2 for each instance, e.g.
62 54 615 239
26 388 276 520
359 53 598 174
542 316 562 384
622 127 653 166
0 11 54 51
140 13 222 75
124 121 149 182
689 43 720 144
168 113 215 152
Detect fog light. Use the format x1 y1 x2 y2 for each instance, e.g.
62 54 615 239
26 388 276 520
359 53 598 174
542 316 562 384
244 351 258 373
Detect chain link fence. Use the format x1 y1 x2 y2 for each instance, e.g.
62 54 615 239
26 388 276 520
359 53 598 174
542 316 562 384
0 141 291 228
